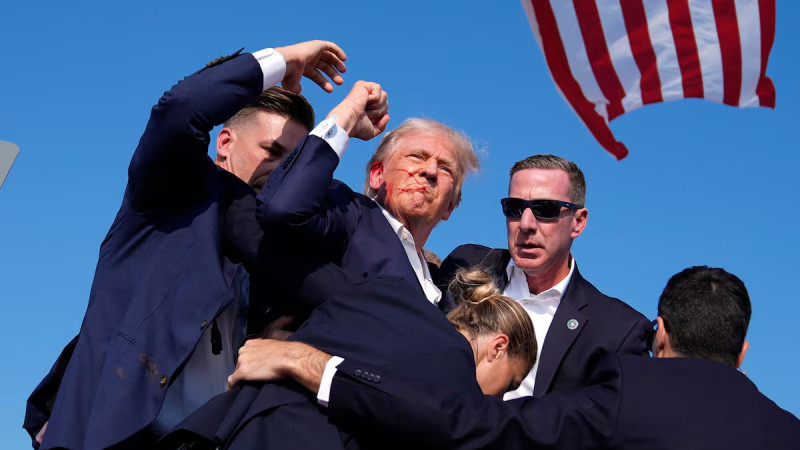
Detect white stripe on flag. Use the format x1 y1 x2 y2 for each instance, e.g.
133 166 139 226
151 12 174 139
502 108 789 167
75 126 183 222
689 0 725 103
736 0 762 107
550 0 610 121
597 0 644 114
644 0 684 102
521 0 582 120
522 0 543 48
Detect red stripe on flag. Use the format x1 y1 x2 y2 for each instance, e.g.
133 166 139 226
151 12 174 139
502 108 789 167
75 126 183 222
757 0 776 107
712 0 742 106
573 0 626 120
620 0 663 105
668 0 704 98
529 0 628 159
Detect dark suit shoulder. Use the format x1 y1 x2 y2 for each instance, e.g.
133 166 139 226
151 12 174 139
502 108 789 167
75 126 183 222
613 355 800 447
563 270 650 358
437 244 510 291
569 270 647 322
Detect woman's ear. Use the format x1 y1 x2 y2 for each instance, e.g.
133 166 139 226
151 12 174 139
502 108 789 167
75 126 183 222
487 333 510 362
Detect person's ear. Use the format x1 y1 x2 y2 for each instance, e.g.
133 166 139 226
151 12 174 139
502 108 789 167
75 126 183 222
368 161 384 193
487 333 510 362
440 202 455 222
736 341 750 369
571 207 588 239
216 128 234 161
654 316 670 358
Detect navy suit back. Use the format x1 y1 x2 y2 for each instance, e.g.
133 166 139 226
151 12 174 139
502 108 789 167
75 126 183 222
161 265 479 450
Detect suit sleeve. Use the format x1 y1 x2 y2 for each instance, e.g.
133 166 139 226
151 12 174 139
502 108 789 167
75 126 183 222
125 52 265 212
327 357 621 450
615 314 651 356
23 335 79 447
255 134 350 245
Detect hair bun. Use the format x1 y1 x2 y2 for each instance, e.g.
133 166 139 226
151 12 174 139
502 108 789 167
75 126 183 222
449 267 500 305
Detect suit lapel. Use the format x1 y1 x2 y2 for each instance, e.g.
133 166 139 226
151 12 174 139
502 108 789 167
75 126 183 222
533 269 590 397
363 202 427 298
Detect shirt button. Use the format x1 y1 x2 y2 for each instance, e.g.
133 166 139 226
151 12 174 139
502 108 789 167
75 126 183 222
401 232 409 240
160 376 168 387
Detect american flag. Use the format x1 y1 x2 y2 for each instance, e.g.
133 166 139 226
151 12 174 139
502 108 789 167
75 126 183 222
522 0 776 159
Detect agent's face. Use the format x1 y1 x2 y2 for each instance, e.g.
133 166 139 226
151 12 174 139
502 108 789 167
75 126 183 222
506 168 587 284
475 354 528 398
464 331 529 397
217 111 307 192
369 131 458 227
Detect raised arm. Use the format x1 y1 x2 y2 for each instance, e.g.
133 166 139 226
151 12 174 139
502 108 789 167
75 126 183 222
126 40 347 212
255 81 389 241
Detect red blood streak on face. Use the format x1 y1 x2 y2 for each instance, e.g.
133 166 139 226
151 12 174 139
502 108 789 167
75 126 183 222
394 169 427 192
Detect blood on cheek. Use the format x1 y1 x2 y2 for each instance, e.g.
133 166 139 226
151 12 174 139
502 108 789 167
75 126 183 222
394 169 427 192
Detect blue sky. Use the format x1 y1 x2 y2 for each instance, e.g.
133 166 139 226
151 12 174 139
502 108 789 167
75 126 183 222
2 1 798 446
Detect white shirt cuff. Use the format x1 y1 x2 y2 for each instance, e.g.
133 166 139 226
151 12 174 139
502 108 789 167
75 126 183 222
310 114 349 159
317 355 345 407
252 48 287 92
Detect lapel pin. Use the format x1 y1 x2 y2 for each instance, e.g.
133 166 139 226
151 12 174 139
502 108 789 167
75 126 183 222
567 319 579 330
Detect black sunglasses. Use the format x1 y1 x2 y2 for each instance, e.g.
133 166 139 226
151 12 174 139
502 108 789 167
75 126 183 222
500 197 582 220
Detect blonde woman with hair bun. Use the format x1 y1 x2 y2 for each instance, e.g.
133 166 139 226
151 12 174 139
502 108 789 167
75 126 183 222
446 267 538 397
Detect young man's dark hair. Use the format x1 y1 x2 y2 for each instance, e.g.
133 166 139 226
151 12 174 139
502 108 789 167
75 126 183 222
224 86 315 131
657 266 751 367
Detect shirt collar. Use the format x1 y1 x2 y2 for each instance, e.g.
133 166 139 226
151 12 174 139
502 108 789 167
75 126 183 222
377 202 407 239
506 255 576 299
375 202 441 305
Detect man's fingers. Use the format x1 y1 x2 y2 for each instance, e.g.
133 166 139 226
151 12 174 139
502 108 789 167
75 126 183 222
227 372 239 390
319 50 347 74
366 90 388 110
376 114 390 134
315 63 344 86
317 42 347 64
304 70 332 93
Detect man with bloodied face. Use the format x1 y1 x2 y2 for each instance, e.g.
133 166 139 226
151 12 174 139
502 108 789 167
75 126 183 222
252 118 479 324
156 119 482 449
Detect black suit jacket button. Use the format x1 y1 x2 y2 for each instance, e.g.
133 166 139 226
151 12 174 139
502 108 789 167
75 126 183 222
354 369 362 377
373 375 381 383
366 373 374 381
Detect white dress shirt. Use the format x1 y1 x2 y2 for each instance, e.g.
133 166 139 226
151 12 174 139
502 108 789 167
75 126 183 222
377 205 442 305
502 257 575 400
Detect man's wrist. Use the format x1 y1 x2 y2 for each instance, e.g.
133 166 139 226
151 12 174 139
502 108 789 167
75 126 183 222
317 356 344 407
252 48 287 91
285 342 332 394
310 115 349 159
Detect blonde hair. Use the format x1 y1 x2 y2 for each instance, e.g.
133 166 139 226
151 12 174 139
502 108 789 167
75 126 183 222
447 268 537 367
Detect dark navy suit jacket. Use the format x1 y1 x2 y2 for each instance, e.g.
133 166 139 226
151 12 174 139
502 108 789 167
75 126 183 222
159 264 480 450
248 128 450 331
24 52 295 449
327 353 800 449
438 244 650 396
